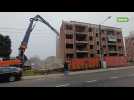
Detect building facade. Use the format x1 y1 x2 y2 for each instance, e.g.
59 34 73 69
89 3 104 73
57 21 125 63
125 31 134 62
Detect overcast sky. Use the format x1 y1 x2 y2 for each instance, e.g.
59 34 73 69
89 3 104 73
0 12 134 59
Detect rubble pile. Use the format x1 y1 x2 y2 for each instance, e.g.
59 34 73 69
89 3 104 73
43 56 64 70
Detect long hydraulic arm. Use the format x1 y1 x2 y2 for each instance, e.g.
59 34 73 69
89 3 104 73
18 14 60 67
35 15 59 36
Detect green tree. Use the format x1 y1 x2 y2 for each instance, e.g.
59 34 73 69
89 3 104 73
0 34 11 58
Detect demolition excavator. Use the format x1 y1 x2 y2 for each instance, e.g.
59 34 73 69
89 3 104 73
0 14 59 69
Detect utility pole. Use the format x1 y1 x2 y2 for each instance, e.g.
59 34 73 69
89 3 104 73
99 16 112 68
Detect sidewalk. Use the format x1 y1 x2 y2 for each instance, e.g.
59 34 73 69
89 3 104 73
23 66 134 80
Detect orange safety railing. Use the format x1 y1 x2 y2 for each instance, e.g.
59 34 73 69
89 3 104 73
104 56 128 67
69 56 100 71
0 59 21 67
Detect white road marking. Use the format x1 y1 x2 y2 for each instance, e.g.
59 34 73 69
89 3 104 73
56 83 70 87
36 78 45 80
86 80 97 83
110 76 119 79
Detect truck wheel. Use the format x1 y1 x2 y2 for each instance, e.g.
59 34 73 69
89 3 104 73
9 76 16 82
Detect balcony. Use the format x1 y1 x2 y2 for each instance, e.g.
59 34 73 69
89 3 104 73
65 39 73 44
108 42 116 45
101 33 106 37
101 41 107 45
117 43 123 47
76 48 89 53
65 30 74 34
76 33 88 42
65 49 74 53
75 25 86 33
76 52 88 58
76 41 88 44
118 52 124 56
96 38 99 41
75 32 88 35
89 41 94 45
89 49 95 53
109 50 118 53
116 32 122 37
96 46 100 50
89 32 94 36
116 35 123 39
108 35 117 42
103 48 108 52
76 50 88 53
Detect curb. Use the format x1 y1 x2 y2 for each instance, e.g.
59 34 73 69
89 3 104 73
70 66 134 75
22 66 134 80
22 75 45 80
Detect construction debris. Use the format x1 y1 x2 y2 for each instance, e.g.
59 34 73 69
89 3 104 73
44 56 64 70
25 56 64 71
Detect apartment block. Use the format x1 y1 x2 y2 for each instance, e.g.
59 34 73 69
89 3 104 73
125 31 134 62
56 21 125 63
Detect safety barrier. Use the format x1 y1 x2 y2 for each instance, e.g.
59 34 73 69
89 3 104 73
69 56 100 71
104 56 128 68
0 59 21 67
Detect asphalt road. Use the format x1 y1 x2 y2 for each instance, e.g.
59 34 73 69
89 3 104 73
1 67 134 87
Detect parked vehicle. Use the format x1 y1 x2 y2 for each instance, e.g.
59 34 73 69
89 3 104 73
0 67 23 82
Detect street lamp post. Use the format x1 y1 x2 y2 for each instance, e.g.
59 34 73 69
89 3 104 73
99 16 112 69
